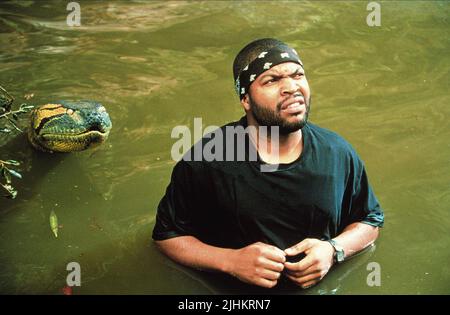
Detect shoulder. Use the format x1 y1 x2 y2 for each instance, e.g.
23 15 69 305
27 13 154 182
306 122 361 162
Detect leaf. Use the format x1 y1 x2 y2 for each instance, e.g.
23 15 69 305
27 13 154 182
0 183 9 193
7 169 22 179
0 128 11 133
6 189 18 199
2 168 11 184
5 160 20 166
49 211 58 238
8 189 18 199
1 183 17 199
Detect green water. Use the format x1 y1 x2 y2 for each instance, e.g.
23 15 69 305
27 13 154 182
0 0 449 294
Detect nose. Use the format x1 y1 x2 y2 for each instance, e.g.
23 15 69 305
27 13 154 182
85 110 111 132
281 77 300 95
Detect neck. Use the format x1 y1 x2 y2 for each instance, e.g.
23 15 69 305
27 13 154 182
246 115 304 164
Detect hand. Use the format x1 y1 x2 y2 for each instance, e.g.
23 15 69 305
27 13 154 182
283 238 335 289
226 242 286 288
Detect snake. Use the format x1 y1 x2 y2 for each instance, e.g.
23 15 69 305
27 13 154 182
27 101 112 153
1 85 112 152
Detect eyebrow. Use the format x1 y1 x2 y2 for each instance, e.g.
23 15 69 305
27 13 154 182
260 67 304 81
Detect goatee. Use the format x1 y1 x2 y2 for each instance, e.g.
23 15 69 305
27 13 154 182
249 93 311 135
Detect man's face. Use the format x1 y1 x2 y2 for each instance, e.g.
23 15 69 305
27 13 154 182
244 62 311 135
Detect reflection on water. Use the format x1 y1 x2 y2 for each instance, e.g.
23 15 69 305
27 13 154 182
0 1 449 294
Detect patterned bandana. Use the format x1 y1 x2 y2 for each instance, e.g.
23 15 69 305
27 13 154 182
234 45 303 100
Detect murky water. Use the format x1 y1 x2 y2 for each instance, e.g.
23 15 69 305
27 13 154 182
0 1 449 294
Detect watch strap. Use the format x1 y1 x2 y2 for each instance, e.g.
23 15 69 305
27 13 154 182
327 239 345 263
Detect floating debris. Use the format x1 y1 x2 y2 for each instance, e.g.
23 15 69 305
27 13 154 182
88 216 103 232
24 93 34 100
62 285 72 295
49 210 58 238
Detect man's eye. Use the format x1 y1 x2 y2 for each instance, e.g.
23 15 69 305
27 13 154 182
265 79 277 84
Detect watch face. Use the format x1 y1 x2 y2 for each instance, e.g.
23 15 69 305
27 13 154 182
336 250 345 262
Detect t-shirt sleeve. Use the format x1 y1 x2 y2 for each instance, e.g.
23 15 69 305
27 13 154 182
152 160 197 241
344 155 385 228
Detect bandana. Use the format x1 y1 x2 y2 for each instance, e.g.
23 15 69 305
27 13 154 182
234 45 303 100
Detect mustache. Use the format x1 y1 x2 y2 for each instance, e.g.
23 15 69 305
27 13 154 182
277 92 305 111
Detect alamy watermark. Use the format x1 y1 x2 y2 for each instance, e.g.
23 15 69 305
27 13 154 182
171 118 281 172
366 2 381 27
66 2 81 27
66 261 81 287
366 262 381 286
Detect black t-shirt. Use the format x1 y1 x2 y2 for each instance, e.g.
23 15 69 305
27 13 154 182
152 116 384 251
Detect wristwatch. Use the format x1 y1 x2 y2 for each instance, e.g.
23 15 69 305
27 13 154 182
327 239 345 264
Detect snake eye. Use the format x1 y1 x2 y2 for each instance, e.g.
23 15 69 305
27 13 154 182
66 108 74 115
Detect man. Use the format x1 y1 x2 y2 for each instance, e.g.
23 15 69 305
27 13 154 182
152 38 384 289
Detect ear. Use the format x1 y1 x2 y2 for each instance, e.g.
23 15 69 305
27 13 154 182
240 94 251 111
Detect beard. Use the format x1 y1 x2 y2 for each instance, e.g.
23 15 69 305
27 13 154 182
248 93 311 135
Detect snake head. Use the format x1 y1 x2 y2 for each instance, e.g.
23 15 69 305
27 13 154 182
28 100 112 153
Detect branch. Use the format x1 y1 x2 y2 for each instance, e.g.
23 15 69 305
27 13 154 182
0 159 22 199
0 104 34 133
0 85 33 199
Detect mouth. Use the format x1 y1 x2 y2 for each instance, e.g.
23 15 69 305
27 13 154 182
80 129 109 138
280 96 305 114
41 126 110 140
86 124 108 134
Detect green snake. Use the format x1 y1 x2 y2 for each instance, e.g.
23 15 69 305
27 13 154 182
27 101 112 153
1 87 112 153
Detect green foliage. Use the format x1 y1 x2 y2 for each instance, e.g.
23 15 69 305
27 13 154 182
0 85 34 199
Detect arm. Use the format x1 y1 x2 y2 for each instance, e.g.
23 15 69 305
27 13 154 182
155 236 232 273
155 236 286 288
283 222 379 289
332 222 379 258
153 162 285 288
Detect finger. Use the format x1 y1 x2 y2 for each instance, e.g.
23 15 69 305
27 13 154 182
285 264 317 277
285 239 311 256
284 255 315 272
256 278 278 289
258 268 281 281
296 254 318 271
260 258 285 272
262 246 286 263
293 272 322 284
